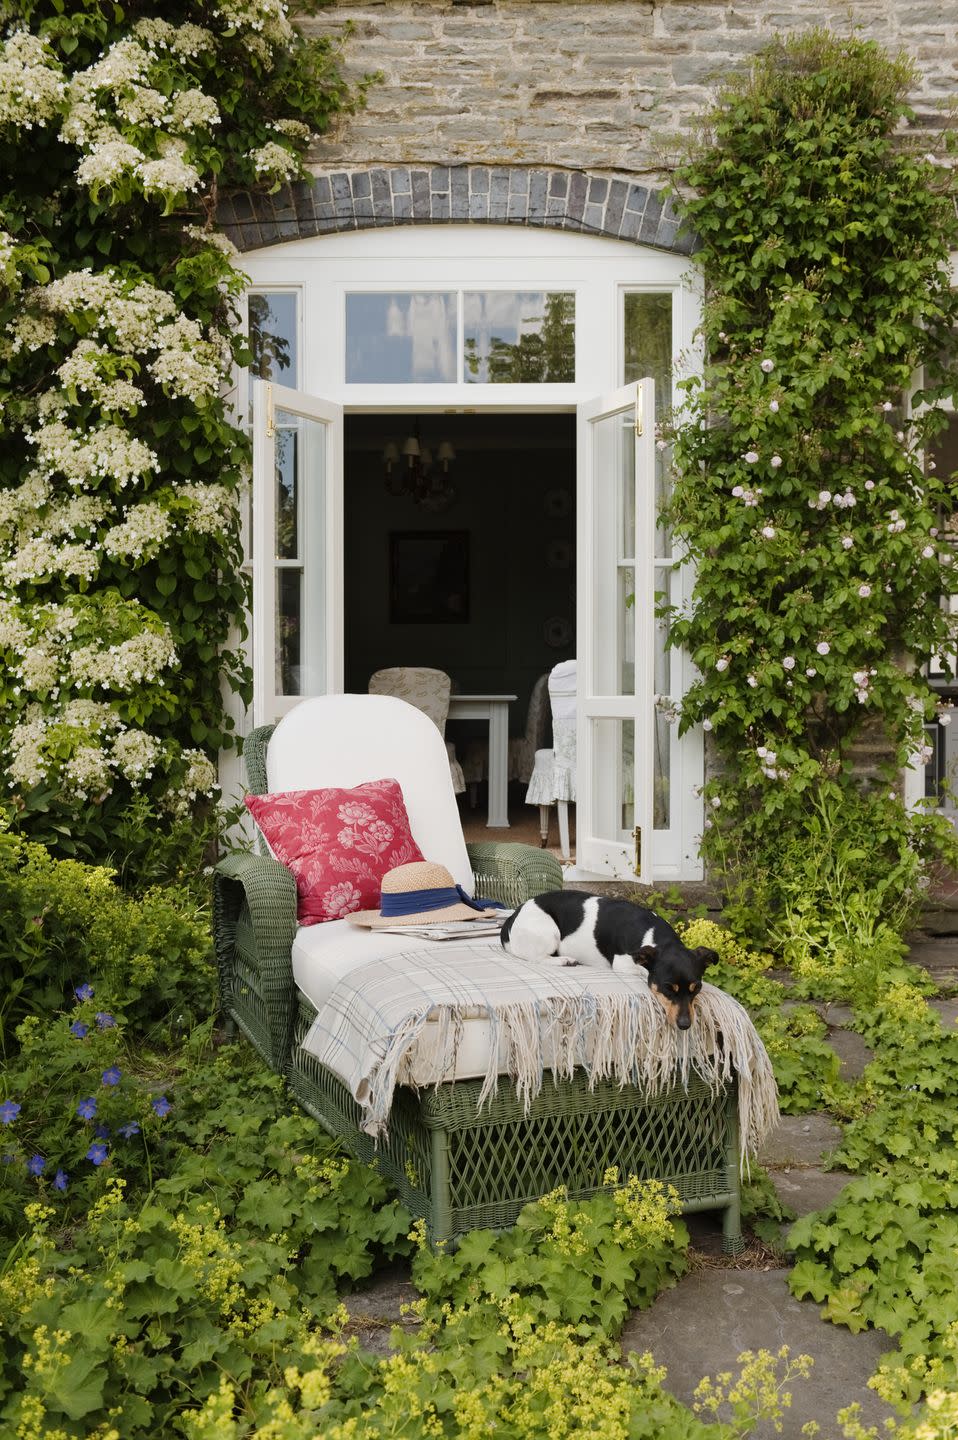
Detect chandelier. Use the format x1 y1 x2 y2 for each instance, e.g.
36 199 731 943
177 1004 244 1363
383 420 457 511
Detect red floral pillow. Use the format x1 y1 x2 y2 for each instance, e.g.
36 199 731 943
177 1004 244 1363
244 777 424 926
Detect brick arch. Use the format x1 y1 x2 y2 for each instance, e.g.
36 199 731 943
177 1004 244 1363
217 164 695 255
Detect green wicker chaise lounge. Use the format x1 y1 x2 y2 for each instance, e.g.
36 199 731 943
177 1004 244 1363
213 694 744 1250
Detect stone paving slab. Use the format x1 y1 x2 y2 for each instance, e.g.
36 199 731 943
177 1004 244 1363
620 1268 898 1438
758 1113 844 1169
930 997 958 1027
827 1027 873 1080
769 1166 856 1219
909 939 958 985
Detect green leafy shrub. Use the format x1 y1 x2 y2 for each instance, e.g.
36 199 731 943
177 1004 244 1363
0 831 213 1051
411 1174 689 1343
666 30 958 947
678 919 841 1113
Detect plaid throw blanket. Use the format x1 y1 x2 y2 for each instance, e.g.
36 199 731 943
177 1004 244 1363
301 942 779 1160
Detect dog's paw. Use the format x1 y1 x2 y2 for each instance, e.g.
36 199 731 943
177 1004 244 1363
555 954 580 966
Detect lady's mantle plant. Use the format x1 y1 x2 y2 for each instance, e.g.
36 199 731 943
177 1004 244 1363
666 33 958 928
0 3 363 868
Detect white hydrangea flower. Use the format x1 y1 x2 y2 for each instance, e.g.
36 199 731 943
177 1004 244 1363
76 139 146 190
70 627 177 691
138 155 203 196
0 31 66 132
102 502 173 561
251 140 299 182
176 482 237 536
112 728 163 781
183 223 239 258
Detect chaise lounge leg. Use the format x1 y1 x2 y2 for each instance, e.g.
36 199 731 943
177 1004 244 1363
539 805 550 847
430 1124 454 1246
722 1089 745 1254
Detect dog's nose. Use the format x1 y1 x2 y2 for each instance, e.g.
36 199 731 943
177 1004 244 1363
677 1014 692 1030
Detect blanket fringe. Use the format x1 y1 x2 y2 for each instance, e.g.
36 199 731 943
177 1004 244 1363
360 980 778 1167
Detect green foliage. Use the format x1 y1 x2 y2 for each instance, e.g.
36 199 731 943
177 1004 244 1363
0 4 367 866
0 830 213 1051
666 29 958 940
0 1028 412 1438
678 918 841 1113
411 1175 689 1344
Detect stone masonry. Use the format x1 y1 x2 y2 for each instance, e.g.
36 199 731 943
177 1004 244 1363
301 0 958 185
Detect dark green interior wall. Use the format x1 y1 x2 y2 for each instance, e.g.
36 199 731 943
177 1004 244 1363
343 414 576 738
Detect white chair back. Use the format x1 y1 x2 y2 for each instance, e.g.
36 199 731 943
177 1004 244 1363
548 659 577 777
265 694 473 891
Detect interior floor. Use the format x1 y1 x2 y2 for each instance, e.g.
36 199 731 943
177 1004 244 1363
459 785 575 868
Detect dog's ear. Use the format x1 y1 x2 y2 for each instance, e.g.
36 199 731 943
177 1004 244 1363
638 945 658 967
689 946 719 977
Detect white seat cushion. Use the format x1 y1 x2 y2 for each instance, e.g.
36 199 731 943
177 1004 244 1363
292 922 512 1082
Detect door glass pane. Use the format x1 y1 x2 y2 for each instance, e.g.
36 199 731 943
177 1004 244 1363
275 424 298 560
248 292 298 398
345 292 457 382
463 291 575 382
592 410 635 695
592 717 635 836
654 565 672 829
623 292 672 413
277 568 302 695
275 407 326 696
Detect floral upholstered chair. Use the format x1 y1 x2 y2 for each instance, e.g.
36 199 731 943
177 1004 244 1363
525 659 576 859
368 666 465 794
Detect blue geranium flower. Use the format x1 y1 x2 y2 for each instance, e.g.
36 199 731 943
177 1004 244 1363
70 1020 89 1039
27 1155 45 1177
86 1142 108 1166
74 983 94 1002
117 1120 141 1139
94 1124 110 1140
77 1097 97 1120
151 1096 171 1118
53 1169 68 1192
95 1012 116 1029
0 1100 21 1125
101 1067 122 1087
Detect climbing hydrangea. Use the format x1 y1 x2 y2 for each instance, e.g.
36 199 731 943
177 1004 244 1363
0 3 361 859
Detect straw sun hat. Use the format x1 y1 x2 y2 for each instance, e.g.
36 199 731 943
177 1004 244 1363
346 860 502 929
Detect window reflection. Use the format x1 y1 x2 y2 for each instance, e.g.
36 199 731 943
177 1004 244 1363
248 291 298 397
464 291 574 383
623 292 672 414
346 292 457 383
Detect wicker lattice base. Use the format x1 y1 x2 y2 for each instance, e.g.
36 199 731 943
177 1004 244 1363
287 994 744 1251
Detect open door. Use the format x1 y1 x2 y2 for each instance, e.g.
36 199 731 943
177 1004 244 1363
252 379 343 726
576 378 657 880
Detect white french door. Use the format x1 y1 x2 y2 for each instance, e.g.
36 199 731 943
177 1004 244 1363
251 379 343 726
576 378 658 880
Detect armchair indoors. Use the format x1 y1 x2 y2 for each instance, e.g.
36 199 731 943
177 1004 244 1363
213 693 747 1250
525 659 577 859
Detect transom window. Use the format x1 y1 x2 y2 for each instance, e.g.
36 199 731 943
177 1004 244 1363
343 289 576 385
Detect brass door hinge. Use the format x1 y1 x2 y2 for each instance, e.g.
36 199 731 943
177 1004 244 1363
634 386 644 437
633 825 642 875
265 382 275 439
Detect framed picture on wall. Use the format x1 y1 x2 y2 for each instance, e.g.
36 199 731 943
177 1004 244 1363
389 530 470 624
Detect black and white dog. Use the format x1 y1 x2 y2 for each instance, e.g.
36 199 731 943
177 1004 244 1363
500 890 718 1030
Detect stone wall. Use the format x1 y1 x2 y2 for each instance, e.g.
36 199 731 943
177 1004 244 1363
302 0 958 184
